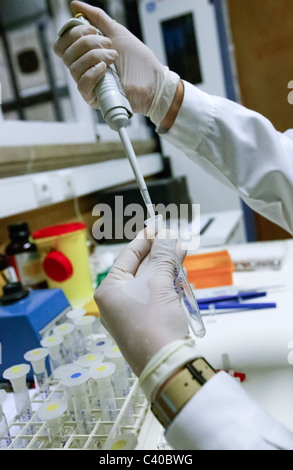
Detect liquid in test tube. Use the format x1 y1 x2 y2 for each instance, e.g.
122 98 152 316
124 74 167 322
61 369 93 435
0 390 12 449
24 348 50 399
89 362 117 422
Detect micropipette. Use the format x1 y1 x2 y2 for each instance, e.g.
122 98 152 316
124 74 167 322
58 15 205 338
0 390 12 449
58 14 155 218
24 347 50 399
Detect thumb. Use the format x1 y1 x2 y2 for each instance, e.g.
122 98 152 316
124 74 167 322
71 1 117 36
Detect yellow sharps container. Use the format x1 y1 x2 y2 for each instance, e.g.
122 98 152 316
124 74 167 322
32 223 93 307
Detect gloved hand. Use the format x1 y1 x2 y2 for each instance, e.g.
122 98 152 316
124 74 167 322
94 229 192 378
54 0 180 125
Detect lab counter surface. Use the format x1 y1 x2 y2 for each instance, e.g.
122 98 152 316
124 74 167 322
2 239 293 450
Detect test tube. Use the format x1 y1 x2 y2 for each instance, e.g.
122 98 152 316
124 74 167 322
38 399 67 448
89 362 117 422
73 315 96 353
103 432 138 451
75 352 104 370
53 363 83 420
145 215 206 338
104 346 134 425
40 335 65 373
61 369 93 435
24 348 50 399
0 390 12 449
53 322 75 362
3 364 32 424
89 336 114 354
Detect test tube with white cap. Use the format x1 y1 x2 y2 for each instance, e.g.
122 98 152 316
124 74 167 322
89 362 117 422
40 335 65 373
61 369 93 435
0 390 12 448
24 348 50 399
3 364 32 424
53 322 75 362
74 315 96 353
104 346 134 425
38 399 67 448
89 336 114 354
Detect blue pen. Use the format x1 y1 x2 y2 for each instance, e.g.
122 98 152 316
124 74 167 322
197 291 267 305
199 302 276 311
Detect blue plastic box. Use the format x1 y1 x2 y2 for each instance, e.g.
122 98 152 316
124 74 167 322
0 288 70 382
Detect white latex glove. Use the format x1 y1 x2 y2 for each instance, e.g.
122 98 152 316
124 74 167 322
54 1 180 125
94 229 191 378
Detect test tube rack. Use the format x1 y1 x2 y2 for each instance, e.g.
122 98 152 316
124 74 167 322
3 375 149 450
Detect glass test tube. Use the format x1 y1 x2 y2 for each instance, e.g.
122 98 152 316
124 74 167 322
89 362 117 422
74 315 96 353
0 390 12 448
38 399 67 448
104 347 134 425
24 348 50 399
40 335 65 373
144 215 206 338
61 369 93 435
3 364 32 424
53 323 75 363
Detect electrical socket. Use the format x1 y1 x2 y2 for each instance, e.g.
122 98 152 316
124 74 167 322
33 175 53 205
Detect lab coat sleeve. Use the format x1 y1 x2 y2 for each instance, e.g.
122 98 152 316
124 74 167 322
160 81 293 235
165 371 293 450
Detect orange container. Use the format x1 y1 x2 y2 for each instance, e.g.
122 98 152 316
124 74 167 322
183 250 234 289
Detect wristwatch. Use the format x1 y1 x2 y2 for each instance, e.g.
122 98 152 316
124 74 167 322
151 357 216 429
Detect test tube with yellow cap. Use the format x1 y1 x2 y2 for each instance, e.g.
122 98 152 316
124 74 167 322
3 364 32 424
24 348 50 399
38 399 67 448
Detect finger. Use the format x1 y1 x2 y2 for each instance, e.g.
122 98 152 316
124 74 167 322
63 34 113 68
107 229 153 280
70 48 118 82
77 62 107 105
54 24 97 57
71 1 118 37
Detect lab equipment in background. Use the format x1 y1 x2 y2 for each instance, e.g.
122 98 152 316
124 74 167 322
40 335 65 373
0 390 12 449
61 369 93 435
53 323 75 363
183 250 234 290
73 315 96 353
0 253 17 296
37 399 67 448
2 364 32 424
23 348 50 399
31 223 93 307
0 286 70 381
89 362 117 422
5 222 47 289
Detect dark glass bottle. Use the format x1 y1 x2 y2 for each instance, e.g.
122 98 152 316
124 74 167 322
5 222 47 289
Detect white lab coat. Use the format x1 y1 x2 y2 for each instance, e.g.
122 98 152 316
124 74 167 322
160 82 293 450
161 81 293 236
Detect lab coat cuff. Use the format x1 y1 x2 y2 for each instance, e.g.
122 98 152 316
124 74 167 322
139 338 199 402
157 80 215 149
